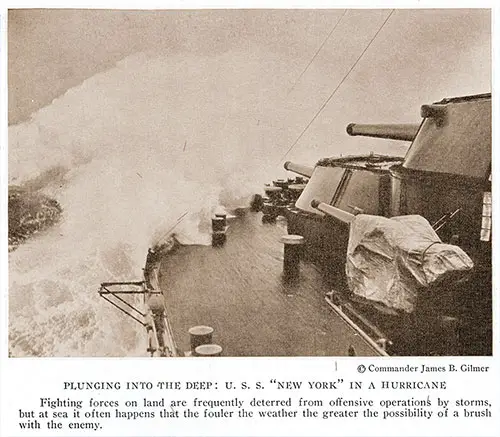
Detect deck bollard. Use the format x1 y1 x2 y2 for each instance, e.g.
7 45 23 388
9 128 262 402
195 344 223 357
215 213 227 227
250 194 264 212
280 234 305 282
273 179 289 189
188 325 214 353
264 186 282 202
212 217 225 232
212 215 227 247
212 231 227 247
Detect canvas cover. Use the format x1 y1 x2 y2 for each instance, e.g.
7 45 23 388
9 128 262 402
345 214 474 313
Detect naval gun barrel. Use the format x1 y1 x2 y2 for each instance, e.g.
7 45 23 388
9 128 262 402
284 161 314 178
346 123 420 142
311 199 355 224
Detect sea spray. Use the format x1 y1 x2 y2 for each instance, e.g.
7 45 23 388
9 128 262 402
8 46 409 357
8 50 296 357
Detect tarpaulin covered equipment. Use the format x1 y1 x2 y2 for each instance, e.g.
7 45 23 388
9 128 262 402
346 215 474 313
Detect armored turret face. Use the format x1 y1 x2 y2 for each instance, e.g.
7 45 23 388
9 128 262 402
404 94 491 180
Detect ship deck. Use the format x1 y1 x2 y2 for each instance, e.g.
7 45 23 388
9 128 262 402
158 210 380 357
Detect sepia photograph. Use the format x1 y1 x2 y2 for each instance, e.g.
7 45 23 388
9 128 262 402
7 7 492 359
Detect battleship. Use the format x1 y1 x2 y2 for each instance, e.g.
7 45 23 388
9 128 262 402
98 92 491 358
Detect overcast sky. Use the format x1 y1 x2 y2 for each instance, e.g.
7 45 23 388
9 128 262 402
7 8 491 165
9 9 490 123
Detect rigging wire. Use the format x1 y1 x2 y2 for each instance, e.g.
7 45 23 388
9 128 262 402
280 9 395 163
156 211 189 244
287 10 348 96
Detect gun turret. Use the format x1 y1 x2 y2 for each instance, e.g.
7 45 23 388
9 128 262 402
284 161 314 179
346 123 420 142
310 199 355 224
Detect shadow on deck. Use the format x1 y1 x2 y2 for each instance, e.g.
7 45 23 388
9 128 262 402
159 211 379 357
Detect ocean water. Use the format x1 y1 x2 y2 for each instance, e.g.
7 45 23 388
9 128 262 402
8 49 409 357
7 50 293 357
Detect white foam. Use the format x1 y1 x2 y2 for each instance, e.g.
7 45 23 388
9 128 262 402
8 49 292 357
8 47 416 357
